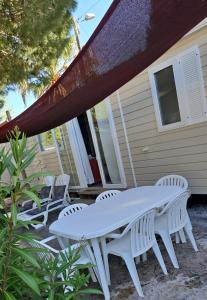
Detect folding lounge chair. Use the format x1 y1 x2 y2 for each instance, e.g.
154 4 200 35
18 174 71 229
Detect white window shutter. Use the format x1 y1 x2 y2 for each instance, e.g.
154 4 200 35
179 47 207 124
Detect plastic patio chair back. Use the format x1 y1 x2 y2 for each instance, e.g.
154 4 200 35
56 174 70 186
158 190 190 234
155 175 188 190
95 190 121 203
30 239 57 262
44 176 55 187
44 175 55 199
58 203 88 220
54 174 70 200
116 209 156 257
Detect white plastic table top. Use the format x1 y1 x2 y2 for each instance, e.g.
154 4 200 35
49 186 183 240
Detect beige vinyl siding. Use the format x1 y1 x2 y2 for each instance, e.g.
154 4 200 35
27 126 80 187
26 136 61 178
112 25 207 194
0 137 61 183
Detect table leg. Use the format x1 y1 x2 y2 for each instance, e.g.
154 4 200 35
91 238 110 300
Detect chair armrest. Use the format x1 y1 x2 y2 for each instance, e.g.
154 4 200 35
18 207 38 216
22 199 32 207
35 238 59 254
22 198 50 209
41 235 57 244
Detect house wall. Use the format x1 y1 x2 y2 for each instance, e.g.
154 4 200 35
26 136 61 179
0 136 61 183
1 130 80 186
26 128 80 187
109 26 207 194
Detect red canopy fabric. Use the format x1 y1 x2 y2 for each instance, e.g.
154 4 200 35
1 0 207 142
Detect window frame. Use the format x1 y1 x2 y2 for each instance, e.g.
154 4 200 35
149 58 186 131
149 46 206 132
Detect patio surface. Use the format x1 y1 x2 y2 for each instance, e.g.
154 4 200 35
36 204 207 299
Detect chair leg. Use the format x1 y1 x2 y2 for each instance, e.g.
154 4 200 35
91 238 110 300
179 229 186 243
187 213 192 230
135 256 140 265
152 240 168 275
88 267 97 282
30 223 44 230
100 237 111 285
42 211 48 226
142 252 147 262
184 223 198 252
158 230 179 269
85 244 101 284
123 254 144 298
31 214 46 229
175 232 180 244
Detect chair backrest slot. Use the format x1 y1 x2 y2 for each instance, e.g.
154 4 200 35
58 203 88 220
95 190 121 203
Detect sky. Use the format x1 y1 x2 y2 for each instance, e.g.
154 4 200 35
5 0 113 119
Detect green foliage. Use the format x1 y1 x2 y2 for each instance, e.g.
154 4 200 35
0 0 77 94
0 128 101 299
38 246 102 300
40 128 62 150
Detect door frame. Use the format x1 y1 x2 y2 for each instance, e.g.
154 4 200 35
86 98 127 188
66 119 88 188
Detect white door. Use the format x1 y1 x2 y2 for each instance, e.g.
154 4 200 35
87 99 126 188
66 118 94 188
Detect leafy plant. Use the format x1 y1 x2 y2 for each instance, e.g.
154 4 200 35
37 246 102 300
0 128 102 299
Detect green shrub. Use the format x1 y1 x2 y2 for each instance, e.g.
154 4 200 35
0 128 102 299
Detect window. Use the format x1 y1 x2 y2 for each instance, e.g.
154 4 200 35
149 46 207 131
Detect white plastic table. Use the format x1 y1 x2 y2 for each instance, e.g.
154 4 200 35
49 186 183 300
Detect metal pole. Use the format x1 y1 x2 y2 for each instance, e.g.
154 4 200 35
52 129 64 175
72 16 81 51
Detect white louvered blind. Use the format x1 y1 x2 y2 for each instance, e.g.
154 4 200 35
179 47 207 124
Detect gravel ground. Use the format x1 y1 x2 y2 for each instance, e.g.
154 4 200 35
35 205 207 300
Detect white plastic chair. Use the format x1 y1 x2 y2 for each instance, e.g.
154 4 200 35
57 203 99 282
18 174 70 229
155 174 190 244
44 175 55 186
101 209 167 297
96 190 122 240
95 190 121 203
57 203 89 249
55 174 70 201
155 190 198 269
21 175 55 209
155 174 188 190
31 236 98 285
18 175 55 229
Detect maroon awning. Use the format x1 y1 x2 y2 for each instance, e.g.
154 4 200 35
0 0 207 142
